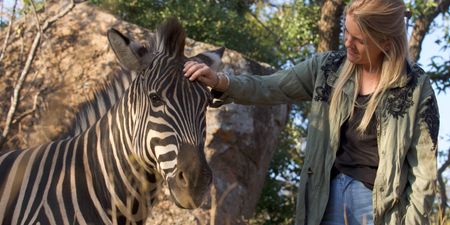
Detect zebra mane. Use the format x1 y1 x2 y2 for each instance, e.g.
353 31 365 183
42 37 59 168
62 68 135 137
154 17 186 58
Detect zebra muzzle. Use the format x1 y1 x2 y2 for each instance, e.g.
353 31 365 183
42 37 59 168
166 142 213 209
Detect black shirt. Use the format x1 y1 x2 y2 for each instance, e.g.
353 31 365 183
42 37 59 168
333 94 379 190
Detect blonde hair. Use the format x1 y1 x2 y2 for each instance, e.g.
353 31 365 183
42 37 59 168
329 0 409 134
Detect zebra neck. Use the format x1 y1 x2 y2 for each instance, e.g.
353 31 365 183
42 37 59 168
79 100 159 222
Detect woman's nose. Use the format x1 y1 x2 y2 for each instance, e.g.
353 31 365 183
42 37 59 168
344 36 352 48
345 39 357 52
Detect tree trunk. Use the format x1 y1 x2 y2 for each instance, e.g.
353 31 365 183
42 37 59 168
317 0 345 52
408 0 450 62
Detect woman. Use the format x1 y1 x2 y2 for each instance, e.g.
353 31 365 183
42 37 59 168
184 0 439 224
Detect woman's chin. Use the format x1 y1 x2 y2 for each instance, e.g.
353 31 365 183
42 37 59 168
346 52 360 64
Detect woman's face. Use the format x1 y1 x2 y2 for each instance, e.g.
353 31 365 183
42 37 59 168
344 14 385 70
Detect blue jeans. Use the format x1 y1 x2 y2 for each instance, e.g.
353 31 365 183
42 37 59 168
321 173 374 225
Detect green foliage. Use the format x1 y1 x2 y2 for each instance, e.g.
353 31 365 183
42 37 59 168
0 20 7 28
429 55 450 93
20 0 45 15
90 0 282 65
258 1 320 65
406 0 438 19
90 0 319 67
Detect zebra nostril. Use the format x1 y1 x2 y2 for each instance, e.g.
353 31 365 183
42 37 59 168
209 174 213 186
177 171 188 187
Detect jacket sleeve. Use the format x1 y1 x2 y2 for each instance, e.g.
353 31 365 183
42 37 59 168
216 52 330 105
405 76 439 224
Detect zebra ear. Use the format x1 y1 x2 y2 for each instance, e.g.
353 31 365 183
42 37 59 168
189 47 225 71
107 28 150 71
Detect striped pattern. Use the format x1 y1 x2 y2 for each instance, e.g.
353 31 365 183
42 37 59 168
0 18 217 225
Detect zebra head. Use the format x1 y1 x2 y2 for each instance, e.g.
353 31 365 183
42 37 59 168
107 18 221 209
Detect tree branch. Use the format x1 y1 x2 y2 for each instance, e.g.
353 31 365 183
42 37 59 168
0 0 18 65
0 0 76 149
408 0 450 62
12 90 40 125
247 11 282 46
30 0 43 35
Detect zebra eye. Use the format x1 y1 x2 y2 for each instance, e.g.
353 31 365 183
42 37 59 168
149 93 164 107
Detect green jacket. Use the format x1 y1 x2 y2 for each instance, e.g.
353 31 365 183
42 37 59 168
217 51 439 225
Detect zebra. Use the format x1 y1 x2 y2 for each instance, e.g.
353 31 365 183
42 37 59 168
0 18 222 225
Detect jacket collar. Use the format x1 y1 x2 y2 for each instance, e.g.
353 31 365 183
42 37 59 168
391 62 421 89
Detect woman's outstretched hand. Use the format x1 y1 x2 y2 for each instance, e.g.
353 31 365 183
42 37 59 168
184 61 229 91
183 61 218 87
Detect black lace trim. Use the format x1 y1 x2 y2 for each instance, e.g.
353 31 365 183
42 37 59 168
383 64 421 118
314 51 346 102
421 96 439 149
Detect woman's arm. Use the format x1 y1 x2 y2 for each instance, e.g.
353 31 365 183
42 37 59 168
184 52 331 105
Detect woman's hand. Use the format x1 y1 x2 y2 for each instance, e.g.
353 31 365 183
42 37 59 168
184 61 229 91
183 61 218 87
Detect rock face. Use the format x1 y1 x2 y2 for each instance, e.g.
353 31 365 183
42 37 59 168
0 2 288 224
